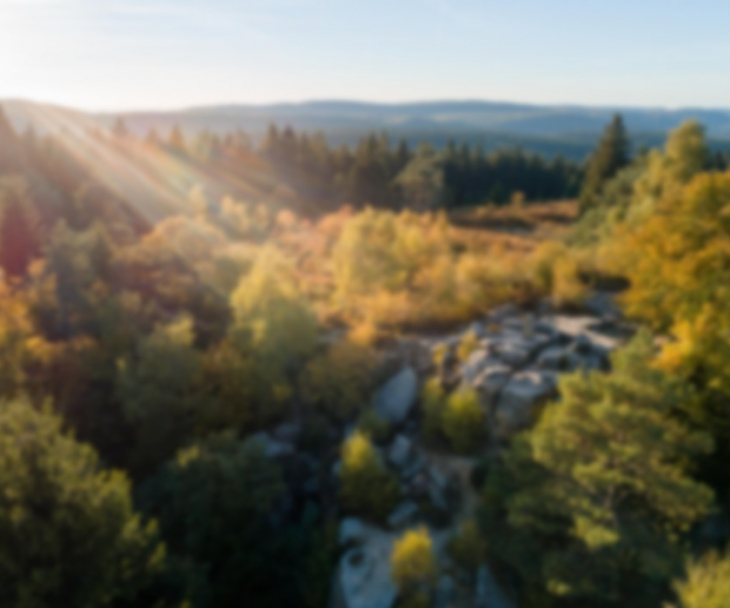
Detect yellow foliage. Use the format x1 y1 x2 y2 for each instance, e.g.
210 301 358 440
530 240 587 309
667 551 730 608
390 527 438 591
442 387 485 453
456 329 480 362
612 171 730 395
339 431 398 521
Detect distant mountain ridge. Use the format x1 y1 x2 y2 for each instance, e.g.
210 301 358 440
5 98 730 160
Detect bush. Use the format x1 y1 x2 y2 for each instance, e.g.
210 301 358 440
447 519 487 576
442 387 485 454
391 527 438 593
300 340 378 422
339 431 399 522
421 378 447 445
456 329 480 362
530 240 587 309
668 550 730 608
356 410 393 444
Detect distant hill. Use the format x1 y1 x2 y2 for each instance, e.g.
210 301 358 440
5 98 730 161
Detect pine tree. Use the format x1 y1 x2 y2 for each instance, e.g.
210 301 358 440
0 397 163 607
480 332 714 604
580 114 630 212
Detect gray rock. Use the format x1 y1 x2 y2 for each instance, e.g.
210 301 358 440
486 303 520 323
493 340 531 367
570 334 593 355
338 530 397 608
472 363 513 405
537 345 576 371
495 370 558 437
271 421 302 444
373 366 418 425
339 517 368 548
466 320 488 338
387 500 420 529
428 464 449 491
400 450 427 480
248 432 295 459
388 434 414 469
460 349 502 384
475 564 515 608
434 574 456 608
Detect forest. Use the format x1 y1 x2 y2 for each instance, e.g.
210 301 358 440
0 105 729 608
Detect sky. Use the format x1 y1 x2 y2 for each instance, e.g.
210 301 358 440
2 0 730 112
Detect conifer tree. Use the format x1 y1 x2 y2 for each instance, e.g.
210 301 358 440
580 114 630 212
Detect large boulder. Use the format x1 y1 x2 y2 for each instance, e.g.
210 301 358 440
460 349 502 384
247 431 295 460
336 527 398 608
387 500 420 529
373 366 418 425
495 370 557 437
387 434 415 470
475 564 515 608
472 363 513 407
339 517 368 549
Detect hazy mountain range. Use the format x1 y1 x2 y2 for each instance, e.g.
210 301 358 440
5 98 730 160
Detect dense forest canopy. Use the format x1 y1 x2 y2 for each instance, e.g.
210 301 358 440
0 106 729 608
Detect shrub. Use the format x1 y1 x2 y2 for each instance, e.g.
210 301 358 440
447 519 488 576
356 410 392 444
339 431 398 522
530 240 587 309
300 340 378 422
421 378 447 445
668 550 730 608
456 329 480 362
442 387 485 454
391 527 438 592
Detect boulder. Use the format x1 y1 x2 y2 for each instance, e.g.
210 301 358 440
434 574 456 608
400 450 427 480
387 434 414 469
387 500 420 529
472 363 513 406
536 345 577 371
486 303 520 324
339 517 368 548
248 432 295 460
466 320 488 338
493 342 531 367
475 564 515 608
495 370 558 437
271 421 302 444
337 529 397 608
460 349 502 384
373 366 418 425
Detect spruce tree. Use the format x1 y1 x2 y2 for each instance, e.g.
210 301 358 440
580 113 630 212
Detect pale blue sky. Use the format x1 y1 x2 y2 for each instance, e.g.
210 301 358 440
1 0 729 111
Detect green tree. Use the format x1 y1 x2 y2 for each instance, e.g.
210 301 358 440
480 333 714 604
580 114 630 213
299 340 378 422
0 397 163 608
442 387 485 454
115 315 202 476
139 431 287 608
339 430 398 521
230 245 318 372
